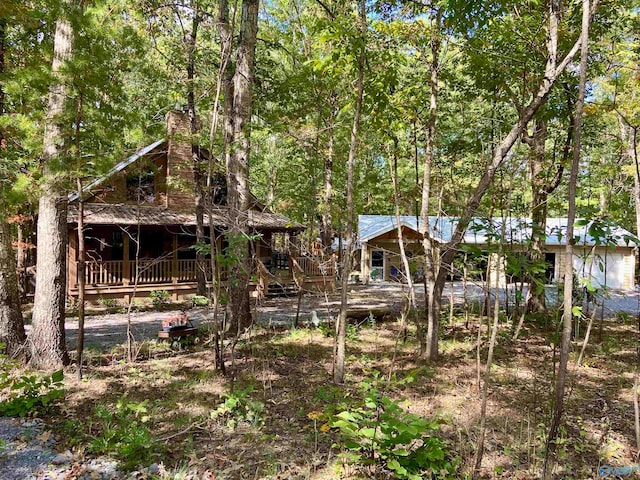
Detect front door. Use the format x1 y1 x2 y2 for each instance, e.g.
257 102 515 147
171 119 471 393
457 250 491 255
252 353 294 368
370 250 385 281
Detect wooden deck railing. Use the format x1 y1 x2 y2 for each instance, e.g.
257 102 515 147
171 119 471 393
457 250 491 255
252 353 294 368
83 260 124 285
292 256 336 277
77 255 331 288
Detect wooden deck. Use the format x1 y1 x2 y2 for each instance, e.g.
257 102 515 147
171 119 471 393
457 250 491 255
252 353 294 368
68 256 336 302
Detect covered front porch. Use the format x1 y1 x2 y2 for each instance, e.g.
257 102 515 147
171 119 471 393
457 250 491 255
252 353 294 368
67 224 336 302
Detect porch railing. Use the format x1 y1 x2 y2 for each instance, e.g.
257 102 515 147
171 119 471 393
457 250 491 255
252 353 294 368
292 256 336 277
77 255 331 288
83 260 124 285
79 259 215 287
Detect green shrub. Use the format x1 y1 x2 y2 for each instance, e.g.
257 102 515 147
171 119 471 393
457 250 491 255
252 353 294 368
98 297 118 309
211 386 264 429
0 354 64 417
330 376 456 479
89 397 161 469
191 295 210 307
150 289 170 307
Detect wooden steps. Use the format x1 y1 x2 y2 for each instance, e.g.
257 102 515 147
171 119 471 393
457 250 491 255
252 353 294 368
266 282 298 297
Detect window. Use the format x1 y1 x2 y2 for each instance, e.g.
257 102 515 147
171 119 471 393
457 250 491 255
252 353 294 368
127 170 155 202
371 250 384 268
208 173 227 205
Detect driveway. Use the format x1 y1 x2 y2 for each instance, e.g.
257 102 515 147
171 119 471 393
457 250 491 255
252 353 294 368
62 282 640 350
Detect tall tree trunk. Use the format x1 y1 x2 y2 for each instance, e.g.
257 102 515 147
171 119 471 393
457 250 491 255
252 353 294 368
419 9 442 360
544 0 592 475
0 19 26 356
186 6 206 296
74 90 85 379
333 0 366 384
0 18 5 124
618 116 640 237
29 10 74 369
524 111 572 314
0 218 26 358
75 179 85 379
320 93 337 252
525 119 550 312
419 0 585 360
226 0 259 337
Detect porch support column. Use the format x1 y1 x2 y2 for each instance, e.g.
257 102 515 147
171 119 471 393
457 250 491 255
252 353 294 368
361 241 369 284
123 233 130 286
68 231 77 295
172 234 178 285
171 234 179 301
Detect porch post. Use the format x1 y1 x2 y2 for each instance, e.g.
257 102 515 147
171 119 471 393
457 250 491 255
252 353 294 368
172 234 178 285
123 233 130 286
361 241 369 284
68 230 77 292
171 234 179 301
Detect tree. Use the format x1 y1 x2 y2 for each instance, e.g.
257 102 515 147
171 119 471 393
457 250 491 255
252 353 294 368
419 0 589 360
0 9 26 358
29 1 75 369
544 0 593 474
334 0 366 384
221 0 260 337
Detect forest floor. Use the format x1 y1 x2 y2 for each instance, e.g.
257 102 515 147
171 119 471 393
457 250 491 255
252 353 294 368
6 283 640 479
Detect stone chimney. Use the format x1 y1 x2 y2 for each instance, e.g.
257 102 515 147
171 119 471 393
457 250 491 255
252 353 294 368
165 110 195 211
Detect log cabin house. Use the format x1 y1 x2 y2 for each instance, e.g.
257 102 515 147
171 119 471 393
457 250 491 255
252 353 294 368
65 110 335 302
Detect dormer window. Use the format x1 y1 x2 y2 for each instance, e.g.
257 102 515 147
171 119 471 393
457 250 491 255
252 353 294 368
209 173 227 206
127 170 155 203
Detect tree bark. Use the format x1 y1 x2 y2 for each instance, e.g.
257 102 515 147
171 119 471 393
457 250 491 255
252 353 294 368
29 10 73 369
419 9 442 360
0 218 26 358
226 0 259 336
320 93 337 252
333 0 366 384
75 178 85 379
526 119 550 312
544 0 592 475
186 5 206 296
618 115 640 237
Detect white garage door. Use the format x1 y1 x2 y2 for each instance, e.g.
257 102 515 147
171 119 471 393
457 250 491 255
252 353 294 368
573 251 627 290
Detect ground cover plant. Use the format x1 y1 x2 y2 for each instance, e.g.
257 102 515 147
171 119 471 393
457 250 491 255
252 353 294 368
8 289 635 480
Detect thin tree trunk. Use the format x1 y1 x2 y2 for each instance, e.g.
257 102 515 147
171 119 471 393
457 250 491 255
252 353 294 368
576 299 598 367
618 115 640 238
473 240 502 478
389 138 417 328
186 7 206 297
30 9 74 369
544 0 592 475
320 93 336 252
75 178 85 379
333 0 366 384
419 9 442 360
73 90 85 379
0 18 26 359
524 119 550 313
0 218 26 358
226 0 259 337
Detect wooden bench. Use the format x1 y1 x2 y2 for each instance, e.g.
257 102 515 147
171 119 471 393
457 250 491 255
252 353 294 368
157 327 198 339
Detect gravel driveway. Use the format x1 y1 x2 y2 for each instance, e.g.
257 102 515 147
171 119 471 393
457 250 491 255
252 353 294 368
61 283 640 351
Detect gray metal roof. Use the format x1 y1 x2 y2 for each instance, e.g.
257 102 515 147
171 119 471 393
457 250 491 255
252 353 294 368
358 215 638 247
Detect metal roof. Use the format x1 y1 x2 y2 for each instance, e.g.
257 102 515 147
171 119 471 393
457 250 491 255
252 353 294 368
358 215 638 247
68 140 167 202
